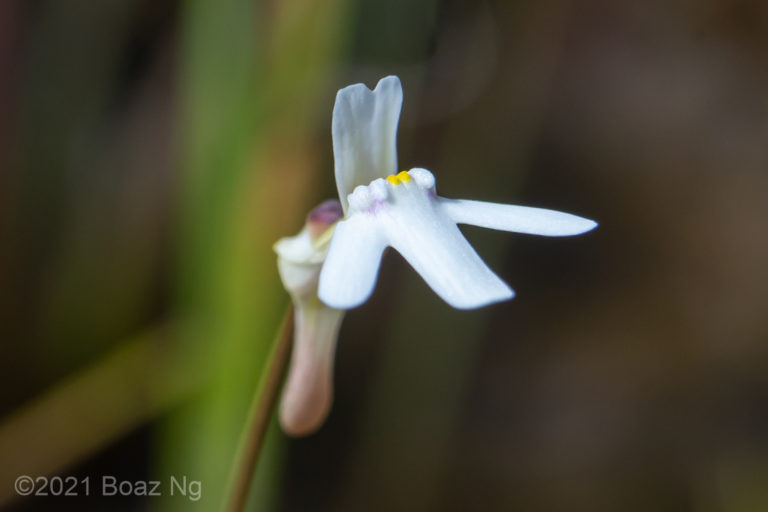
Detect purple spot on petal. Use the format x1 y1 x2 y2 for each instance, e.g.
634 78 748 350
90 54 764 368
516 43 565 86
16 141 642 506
306 199 344 239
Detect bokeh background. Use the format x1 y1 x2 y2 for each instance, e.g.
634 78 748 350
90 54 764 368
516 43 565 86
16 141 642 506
2 0 768 510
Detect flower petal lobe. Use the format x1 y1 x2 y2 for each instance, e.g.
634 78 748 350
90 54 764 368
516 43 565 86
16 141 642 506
441 198 598 236
332 76 402 212
380 202 514 309
318 215 388 309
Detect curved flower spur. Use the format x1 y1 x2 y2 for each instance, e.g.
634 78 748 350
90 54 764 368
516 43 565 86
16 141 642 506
274 76 596 436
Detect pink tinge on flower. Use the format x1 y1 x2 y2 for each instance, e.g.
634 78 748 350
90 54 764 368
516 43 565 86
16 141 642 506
274 199 345 437
278 304 344 437
306 199 343 240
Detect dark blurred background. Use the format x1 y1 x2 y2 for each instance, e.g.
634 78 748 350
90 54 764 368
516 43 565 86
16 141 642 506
1 0 767 511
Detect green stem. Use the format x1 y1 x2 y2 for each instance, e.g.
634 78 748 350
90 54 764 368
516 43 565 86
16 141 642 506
223 305 294 512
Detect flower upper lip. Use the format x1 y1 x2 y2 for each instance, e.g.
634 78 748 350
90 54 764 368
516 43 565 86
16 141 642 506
332 76 403 214
318 76 597 311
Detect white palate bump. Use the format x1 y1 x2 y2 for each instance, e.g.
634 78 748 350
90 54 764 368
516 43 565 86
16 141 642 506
408 168 436 190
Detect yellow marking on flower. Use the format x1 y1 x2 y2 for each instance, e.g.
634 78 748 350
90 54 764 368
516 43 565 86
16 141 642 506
386 171 411 186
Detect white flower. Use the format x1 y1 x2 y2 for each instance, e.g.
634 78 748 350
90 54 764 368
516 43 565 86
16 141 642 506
274 200 345 436
274 77 596 436
318 76 597 310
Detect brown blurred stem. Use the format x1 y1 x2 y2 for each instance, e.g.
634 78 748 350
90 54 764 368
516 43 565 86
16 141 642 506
223 305 294 512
